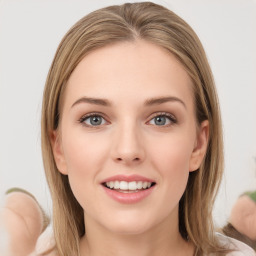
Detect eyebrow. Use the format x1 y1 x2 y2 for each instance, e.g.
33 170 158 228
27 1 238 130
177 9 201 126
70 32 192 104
145 96 186 109
71 96 186 109
71 97 111 107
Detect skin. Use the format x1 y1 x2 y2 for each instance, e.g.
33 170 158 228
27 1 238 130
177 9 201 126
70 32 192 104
0 192 43 256
230 195 256 240
51 40 209 256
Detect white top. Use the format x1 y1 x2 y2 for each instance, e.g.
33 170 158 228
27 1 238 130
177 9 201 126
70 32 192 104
31 228 255 256
215 233 255 256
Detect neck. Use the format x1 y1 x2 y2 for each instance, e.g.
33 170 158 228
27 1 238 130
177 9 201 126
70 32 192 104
79 209 194 256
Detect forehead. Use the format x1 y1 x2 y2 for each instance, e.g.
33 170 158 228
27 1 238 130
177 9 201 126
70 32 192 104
63 40 194 110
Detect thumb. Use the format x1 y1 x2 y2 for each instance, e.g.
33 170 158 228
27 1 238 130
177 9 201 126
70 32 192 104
0 188 49 256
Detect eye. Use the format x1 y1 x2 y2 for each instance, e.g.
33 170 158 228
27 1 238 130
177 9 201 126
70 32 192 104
79 114 107 127
148 113 177 126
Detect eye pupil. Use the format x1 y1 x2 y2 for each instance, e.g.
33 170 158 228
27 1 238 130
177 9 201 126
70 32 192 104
155 116 166 125
90 116 102 125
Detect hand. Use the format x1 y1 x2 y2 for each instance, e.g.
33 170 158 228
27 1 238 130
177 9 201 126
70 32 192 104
0 188 49 256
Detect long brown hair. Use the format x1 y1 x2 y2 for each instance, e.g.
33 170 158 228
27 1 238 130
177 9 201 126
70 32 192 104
41 2 227 255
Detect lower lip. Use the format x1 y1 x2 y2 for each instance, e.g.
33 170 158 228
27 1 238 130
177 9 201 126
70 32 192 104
102 185 155 204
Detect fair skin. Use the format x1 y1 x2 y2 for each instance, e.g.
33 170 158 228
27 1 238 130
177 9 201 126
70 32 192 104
51 40 209 256
0 192 44 256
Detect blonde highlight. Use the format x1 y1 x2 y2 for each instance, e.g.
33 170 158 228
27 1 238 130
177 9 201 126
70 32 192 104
41 2 227 255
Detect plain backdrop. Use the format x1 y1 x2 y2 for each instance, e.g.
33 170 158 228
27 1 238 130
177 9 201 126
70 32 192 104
0 0 256 229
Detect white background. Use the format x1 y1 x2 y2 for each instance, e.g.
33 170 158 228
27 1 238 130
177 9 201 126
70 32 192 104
0 0 256 228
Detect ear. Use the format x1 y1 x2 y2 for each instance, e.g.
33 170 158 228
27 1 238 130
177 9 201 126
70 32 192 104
189 120 209 172
50 130 68 175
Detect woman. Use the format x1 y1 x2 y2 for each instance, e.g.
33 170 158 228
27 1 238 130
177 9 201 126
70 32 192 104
2 2 254 256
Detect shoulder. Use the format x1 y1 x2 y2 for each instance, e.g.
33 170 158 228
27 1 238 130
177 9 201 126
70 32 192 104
216 233 255 256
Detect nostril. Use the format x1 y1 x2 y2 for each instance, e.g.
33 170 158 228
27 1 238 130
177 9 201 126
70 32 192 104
115 156 142 163
117 158 140 162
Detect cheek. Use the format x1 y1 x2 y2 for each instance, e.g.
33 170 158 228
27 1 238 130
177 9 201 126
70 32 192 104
149 134 194 194
62 129 109 174
150 135 194 173
61 130 110 202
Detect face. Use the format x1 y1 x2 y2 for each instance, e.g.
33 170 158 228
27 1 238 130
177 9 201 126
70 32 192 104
51 40 209 236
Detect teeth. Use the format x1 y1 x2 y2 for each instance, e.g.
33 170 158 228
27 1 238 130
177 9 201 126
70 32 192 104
128 181 136 190
120 181 128 190
109 181 114 188
142 181 148 189
137 181 143 189
114 181 119 189
105 181 153 191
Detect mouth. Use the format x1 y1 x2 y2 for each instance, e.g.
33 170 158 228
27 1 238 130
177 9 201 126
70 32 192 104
102 181 156 193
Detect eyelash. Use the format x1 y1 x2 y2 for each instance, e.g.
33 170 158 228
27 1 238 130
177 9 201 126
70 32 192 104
78 112 177 128
148 112 177 127
78 112 108 128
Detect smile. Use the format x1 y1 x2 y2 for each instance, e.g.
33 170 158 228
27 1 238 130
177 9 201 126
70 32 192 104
103 181 155 193
101 175 156 203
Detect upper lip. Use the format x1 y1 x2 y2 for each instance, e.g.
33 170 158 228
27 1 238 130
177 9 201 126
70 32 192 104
101 174 156 184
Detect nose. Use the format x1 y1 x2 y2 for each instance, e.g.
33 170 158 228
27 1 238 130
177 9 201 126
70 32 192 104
111 122 145 165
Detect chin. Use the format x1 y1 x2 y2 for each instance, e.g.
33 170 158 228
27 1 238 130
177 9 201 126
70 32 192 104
102 211 157 235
